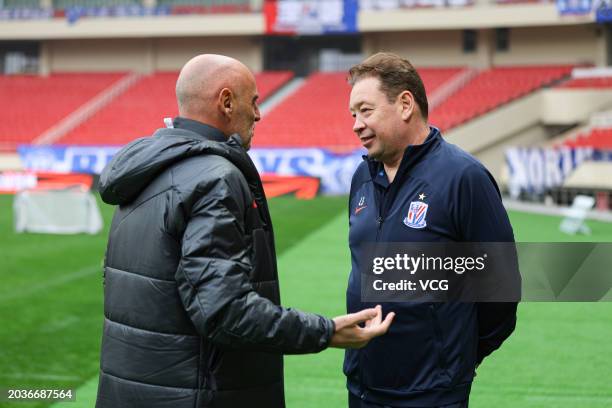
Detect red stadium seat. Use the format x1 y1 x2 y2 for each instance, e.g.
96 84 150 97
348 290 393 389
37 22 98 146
559 77 612 88
429 65 573 131
0 66 575 150
565 128 612 149
59 70 293 146
0 72 126 150
252 68 463 149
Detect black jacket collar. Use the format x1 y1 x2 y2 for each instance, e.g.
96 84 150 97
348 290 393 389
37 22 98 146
100 119 257 205
366 126 442 188
172 117 228 143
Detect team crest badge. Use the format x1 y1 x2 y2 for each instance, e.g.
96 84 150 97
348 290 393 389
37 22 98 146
403 201 428 229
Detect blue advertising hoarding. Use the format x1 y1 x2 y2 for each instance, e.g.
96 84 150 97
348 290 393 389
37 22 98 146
18 145 365 195
265 0 358 34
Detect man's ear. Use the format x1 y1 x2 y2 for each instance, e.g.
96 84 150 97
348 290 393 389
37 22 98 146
399 90 414 121
218 88 233 118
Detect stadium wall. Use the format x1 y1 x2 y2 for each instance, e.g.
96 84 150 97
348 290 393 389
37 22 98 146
39 25 601 74
363 31 481 67
41 36 263 73
492 25 603 66
155 37 262 71
541 89 612 125
479 125 552 187
0 3 591 41
445 92 543 176
0 13 263 40
363 25 602 68
358 3 593 31
445 89 612 182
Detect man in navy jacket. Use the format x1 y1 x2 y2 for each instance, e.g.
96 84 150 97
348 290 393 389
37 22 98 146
345 53 518 407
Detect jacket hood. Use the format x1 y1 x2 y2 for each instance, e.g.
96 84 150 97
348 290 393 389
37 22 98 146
99 127 256 205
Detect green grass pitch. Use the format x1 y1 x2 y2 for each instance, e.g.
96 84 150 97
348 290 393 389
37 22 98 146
0 194 611 408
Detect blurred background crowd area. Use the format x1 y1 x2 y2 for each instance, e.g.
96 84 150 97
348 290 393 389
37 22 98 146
0 0 611 208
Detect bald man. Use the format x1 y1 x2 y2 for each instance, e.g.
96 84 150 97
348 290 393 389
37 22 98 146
95 55 393 408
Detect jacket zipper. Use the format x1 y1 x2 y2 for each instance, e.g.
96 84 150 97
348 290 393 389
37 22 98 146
360 187 386 400
374 184 388 242
375 215 384 241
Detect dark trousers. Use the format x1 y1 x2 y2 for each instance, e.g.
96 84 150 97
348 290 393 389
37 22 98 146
349 392 469 408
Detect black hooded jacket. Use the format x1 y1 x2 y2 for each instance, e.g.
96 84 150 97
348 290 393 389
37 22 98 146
95 118 335 408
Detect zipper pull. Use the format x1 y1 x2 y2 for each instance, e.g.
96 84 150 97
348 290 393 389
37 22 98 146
376 216 384 226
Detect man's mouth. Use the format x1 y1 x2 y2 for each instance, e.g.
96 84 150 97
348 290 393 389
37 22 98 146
360 135 375 147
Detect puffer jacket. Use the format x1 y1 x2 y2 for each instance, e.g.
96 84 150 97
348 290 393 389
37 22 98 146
95 119 335 408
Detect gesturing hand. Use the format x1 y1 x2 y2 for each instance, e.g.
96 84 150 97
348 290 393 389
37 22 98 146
329 305 395 349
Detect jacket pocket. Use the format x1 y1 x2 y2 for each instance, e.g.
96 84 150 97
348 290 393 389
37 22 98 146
429 304 450 380
360 303 451 392
249 228 275 283
209 347 283 390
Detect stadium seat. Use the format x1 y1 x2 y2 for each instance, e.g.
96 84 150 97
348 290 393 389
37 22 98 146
558 77 612 88
252 68 463 149
0 65 575 150
0 72 126 150
58 70 293 145
564 128 612 149
429 65 574 131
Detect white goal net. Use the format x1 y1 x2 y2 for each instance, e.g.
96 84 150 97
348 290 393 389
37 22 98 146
13 189 103 235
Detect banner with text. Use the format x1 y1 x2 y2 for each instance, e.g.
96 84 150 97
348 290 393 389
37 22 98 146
505 147 612 196
18 145 365 195
557 0 593 15
264 0 358 34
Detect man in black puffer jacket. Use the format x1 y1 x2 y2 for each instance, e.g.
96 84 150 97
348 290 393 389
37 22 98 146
95 54 394 408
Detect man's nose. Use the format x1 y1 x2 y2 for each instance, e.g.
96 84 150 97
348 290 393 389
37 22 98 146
353 116 365 133
254 105 261 122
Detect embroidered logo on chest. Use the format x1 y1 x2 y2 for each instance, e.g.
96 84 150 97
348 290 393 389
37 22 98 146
354 196 367 215
403 201 428 229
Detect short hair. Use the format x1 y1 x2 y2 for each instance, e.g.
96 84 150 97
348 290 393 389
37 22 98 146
348 52 428 120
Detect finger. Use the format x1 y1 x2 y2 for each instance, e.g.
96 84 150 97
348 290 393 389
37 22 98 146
334 310 371 330
379 311 395 332
368 311 395 337
365 305 382 327
344 308 378 326
366 305 382 328
373 305 383 325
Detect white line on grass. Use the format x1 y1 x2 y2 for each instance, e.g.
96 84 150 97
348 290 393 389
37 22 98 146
39 315 81 333
526 394 612 402
0 265 100 304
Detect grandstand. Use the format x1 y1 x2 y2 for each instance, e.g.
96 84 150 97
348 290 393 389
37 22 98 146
0 72 125 149
0 0 610 195
563 127 612 149
560 77 612 89
251 72 355 149
430 65 574 131
58 70 293 145
0 64 581 150
0 70 294 148
253 68 465 149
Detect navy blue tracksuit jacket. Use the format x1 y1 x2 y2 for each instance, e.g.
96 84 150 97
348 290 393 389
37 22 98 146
345 127 518 407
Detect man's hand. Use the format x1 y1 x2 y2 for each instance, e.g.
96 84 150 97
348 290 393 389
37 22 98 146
329 305 395 349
